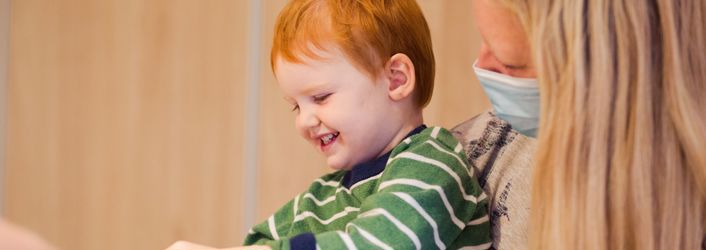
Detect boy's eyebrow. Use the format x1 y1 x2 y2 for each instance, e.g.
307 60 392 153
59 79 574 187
300 81 331 95
282 96 295 104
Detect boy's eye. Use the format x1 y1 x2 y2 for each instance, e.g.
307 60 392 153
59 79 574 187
313 93 332 103
291 104 300 112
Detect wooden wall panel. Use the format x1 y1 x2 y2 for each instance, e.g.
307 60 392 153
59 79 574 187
5 0 248 249
0 0 8 213
423 1 490 128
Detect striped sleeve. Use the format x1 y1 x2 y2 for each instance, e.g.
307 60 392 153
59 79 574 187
243 172 346 250
243 195 298 249
313 127 492 249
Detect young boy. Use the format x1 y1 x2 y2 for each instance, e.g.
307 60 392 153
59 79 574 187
246 0 491 249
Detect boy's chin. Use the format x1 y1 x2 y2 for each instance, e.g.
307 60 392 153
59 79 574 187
325 157 354 171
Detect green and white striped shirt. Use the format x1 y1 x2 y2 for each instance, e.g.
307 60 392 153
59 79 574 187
244 126 491 250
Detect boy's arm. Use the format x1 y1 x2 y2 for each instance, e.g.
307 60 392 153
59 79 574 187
246 180 486 250
243 196 298 248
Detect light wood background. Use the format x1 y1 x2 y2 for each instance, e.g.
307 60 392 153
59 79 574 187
0 0 8 214
3 1 488 249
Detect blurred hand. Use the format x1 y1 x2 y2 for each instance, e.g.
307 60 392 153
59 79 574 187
165 241 213 250
0 218 55 250
165 241 271 250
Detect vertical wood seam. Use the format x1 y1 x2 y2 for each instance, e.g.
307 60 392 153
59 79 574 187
242 0 263 236
0 0 12 214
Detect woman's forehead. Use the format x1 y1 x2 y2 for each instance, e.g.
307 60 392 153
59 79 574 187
472 0 531 66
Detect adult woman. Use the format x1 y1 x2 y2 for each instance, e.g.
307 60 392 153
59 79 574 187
464 0 706 249
450 0 539 249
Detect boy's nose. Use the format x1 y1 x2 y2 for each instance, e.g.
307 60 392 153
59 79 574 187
295 106 320 131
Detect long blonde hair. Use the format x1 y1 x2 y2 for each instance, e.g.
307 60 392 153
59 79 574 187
500 0 706 249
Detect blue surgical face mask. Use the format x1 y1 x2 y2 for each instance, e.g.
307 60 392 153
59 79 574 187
473 61 540 137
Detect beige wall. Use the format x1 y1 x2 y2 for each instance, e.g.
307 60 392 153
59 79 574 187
3 1 488 249
0 0 8 213
6 1 248 249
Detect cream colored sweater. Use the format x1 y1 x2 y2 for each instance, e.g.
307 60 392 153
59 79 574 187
452 111 537 250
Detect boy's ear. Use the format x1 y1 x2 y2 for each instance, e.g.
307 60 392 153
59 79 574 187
385 53 415 102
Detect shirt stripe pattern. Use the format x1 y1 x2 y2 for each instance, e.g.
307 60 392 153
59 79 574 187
244 127 491 249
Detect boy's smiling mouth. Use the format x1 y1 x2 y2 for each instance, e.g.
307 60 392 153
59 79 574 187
320 132 340 146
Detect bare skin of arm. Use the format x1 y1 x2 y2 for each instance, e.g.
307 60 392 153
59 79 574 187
165 241 271 250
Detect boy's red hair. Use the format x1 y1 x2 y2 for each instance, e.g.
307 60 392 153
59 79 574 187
271 0 435 108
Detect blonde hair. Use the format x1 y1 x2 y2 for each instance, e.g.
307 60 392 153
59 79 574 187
271 0 435 108
500 0 706 249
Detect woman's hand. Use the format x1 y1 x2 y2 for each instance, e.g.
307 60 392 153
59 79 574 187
165 241 272 250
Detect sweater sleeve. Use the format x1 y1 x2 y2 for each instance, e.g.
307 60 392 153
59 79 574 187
243 196 297 249
243 172 344 250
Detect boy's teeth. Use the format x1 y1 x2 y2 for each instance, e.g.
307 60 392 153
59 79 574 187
321 133 338 144
322 134 333 144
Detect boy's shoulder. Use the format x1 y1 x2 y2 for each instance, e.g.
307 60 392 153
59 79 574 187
302 170 347 193
392 126 464 157
386 126 470 173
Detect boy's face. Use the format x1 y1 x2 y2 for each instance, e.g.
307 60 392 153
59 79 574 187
275 49 406 170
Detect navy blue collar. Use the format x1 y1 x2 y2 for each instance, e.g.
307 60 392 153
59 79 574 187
341 125 427 189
